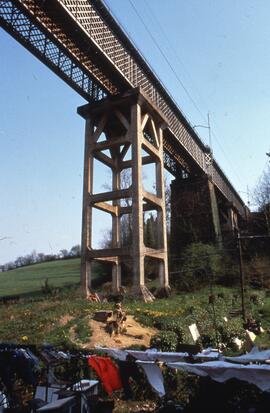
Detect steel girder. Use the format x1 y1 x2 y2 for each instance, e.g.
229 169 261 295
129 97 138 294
0 0 246 217
0 0 108 100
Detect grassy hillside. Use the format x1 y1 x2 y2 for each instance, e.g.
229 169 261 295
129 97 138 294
1 256 270 351
0 284 269 350
0 258 81 297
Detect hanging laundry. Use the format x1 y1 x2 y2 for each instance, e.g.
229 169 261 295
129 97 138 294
95 346 128 361
97 346 219 363
167 360 270 392
87 356 122 395
136 361 165 398
126 348 219 362
225 346 270 364
0 347 38 392
117 358 143 400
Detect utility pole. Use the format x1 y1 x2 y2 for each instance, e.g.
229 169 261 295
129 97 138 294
237 232 246 321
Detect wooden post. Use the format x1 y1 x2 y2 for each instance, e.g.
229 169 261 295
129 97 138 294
238 233 246 321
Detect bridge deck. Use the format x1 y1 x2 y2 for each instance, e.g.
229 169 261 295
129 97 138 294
0 0 246 216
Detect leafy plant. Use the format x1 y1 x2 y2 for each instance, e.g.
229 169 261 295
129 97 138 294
152 316 186 342
74 317 91 343
172 242 229 292
41 278 54 295
150 330 178 352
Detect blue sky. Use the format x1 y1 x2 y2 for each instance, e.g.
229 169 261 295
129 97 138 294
1 0 269 264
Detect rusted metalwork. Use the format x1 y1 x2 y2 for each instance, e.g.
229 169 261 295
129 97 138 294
0 0 108 100
0 0 246 217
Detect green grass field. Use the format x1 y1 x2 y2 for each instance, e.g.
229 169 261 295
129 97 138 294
1 260 269 412
0 258 81 297
1 259 270 351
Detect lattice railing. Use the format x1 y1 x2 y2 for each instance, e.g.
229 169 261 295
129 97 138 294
0 0 108 100
0 0 246 216
58 0 246 216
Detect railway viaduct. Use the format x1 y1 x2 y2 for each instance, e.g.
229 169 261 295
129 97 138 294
0 0 248 299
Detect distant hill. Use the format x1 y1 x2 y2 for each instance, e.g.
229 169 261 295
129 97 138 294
0 258 111 298
0 258 81 297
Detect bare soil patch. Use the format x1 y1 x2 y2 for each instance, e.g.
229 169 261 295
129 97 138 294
59 314 74 326
83 315 157 349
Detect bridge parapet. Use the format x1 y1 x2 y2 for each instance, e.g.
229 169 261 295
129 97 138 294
0 0 247 218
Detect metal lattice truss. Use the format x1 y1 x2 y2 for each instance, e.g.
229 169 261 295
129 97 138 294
0 0 108 100
0 0 246 217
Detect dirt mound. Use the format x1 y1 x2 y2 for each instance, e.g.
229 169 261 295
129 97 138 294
82 315 157 349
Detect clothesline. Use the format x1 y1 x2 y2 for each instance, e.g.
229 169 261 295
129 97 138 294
95 345 270 394
2 343 270 402
167 361 270 392
95 346 220 362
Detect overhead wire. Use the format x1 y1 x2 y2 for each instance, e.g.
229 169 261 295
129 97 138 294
143 0 209 118
145 0 246 190
127 0 247 192
127 0 205 122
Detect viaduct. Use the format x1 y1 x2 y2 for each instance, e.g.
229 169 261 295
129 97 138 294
0 0 248 300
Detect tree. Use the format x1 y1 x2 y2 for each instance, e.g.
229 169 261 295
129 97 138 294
14 256 26 268
144 213 157 248
37 252 45 262
69 244 81 257
59 249 69 258
254 163 270 234
172 242 226 292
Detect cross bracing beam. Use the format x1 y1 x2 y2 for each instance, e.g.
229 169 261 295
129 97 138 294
0 0 246 217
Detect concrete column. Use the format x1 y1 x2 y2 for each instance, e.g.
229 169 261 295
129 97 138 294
208 179 222 246
131 102 145 289
156 127 169 288
112 165 121 292
81 118 94 296
78 88 169 301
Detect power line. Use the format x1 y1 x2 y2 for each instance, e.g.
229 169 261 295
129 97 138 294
128 0 206 122
105 0 247 193
211 129 246 188
144 0 209 120
128 0 247 190
144 1 246 190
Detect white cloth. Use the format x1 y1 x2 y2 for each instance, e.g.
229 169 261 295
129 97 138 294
72 379 99 394
96 346 166 397
225 346 270 364
95 346 127 360
96 347 219 362
127 349 188 361
136 361 165 397
167 360 270 391
127 348 220 362
193 348 220 360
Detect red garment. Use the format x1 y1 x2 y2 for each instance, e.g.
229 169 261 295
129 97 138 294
87 356 123 395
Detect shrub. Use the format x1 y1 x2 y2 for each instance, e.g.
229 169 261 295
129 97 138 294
125 344 148 351
153 316 186 342
198 318 246 351
150 330 178 352
172 242 229 292
134 312 155 327
41 278 55 295
74 317 91 344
